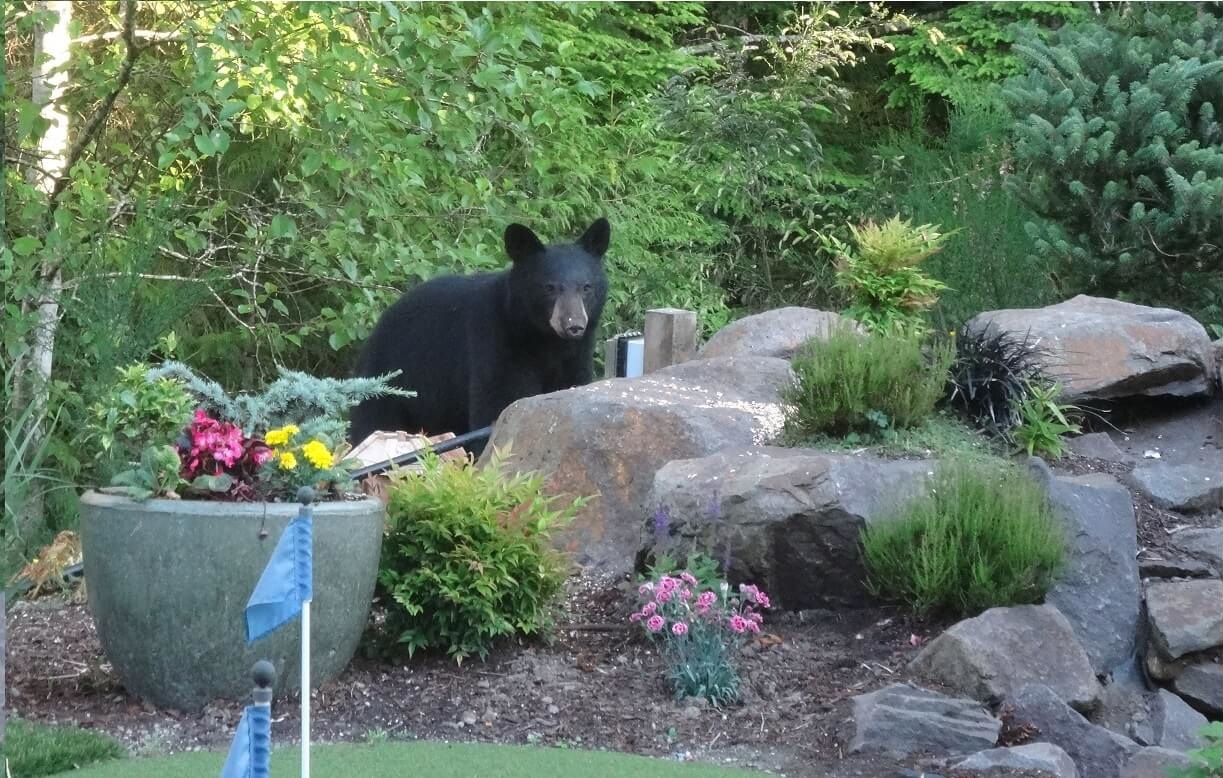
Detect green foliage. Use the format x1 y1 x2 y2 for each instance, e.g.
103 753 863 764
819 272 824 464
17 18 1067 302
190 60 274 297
862 460 1065 617
792 412 1004 465
1003 11 1223 324
377 448 582 662
869 97 1056 330
783 328 953 439
1175 721 1223 778
644 550 722 590
86 364 196 479
109 445 187 501
148 361 410 441
1011 382 1081 459
4 718 126 777
885 2 1087 111
827 216 951 336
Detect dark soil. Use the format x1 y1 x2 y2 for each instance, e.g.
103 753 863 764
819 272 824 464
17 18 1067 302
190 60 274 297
8 578 1044 777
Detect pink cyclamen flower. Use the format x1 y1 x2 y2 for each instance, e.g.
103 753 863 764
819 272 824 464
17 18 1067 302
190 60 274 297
629 612 643 622
671 621 689 636
680 588 693 601
656 588 672 604
641 601 657 615
657 576 679 594
680 571 698 586
646 615 665 632
746 619 760 633
753 591 771 609
696 591 717 608
728 615 748 633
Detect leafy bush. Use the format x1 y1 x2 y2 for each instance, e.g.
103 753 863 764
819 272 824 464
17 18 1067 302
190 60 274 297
862 460 1065 617
631 568 771 707
825 216 951 337
1011 382 1081 459
1003 11 1223 324
4 718 125 777
377 448 582 662
86 364 196 480
783 328 953 439
869 97 1056 330
1176 721 1223 778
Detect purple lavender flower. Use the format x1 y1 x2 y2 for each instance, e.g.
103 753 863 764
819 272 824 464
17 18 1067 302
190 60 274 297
653 504 671 537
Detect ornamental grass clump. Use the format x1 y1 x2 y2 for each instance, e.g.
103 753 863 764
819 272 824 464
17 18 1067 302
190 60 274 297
783 327 953 439
631 566 772 707
861 460 1065 617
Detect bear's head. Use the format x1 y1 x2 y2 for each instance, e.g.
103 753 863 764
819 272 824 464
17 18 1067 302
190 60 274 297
504 218 610 341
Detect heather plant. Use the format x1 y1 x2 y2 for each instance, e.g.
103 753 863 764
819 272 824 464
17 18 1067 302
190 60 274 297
783 328 953 439
377 448 583 662
631 568 771 706
862 460 1065 617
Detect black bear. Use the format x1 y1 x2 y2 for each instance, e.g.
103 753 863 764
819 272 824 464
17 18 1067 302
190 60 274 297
348 218 610 446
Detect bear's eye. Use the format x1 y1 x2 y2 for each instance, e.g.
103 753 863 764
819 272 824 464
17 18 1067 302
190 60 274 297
543 283 559 295
582 283 592 293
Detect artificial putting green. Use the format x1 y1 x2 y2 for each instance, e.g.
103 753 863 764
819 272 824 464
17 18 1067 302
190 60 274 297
48 739 768 777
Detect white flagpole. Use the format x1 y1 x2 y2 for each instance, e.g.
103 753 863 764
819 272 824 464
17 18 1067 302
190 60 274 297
301 597 311 778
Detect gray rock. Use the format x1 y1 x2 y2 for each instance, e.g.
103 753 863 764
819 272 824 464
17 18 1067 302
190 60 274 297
849 683 1000 758
1125 463 1223 514
1093 663 1158 747
909 605 1102 712
1007 683 1139 778
968 295 1214 401
645 447 933 609
481 356 794 572
1153 689 1209 752
1119 747 1195 778
1038 468 1141 674
1138 556 1215 580
1066 432 1133 463
1172 662 1223 717
1146 579 1223 660
954 743 1079 777
1167 527 1223 576
698 307 860 360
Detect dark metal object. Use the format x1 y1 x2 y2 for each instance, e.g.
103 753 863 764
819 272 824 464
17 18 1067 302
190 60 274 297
349 425 493 481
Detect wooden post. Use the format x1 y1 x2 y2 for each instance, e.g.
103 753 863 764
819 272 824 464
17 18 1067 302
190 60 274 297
603 337 619 379
644 308 698 373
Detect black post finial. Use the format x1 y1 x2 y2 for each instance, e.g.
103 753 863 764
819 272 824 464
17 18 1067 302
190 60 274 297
296 485 316 505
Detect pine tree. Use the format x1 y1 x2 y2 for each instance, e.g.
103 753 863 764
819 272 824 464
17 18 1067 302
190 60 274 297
1002 10 1223 324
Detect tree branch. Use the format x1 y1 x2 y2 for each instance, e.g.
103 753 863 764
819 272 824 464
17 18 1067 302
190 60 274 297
72 29 183 45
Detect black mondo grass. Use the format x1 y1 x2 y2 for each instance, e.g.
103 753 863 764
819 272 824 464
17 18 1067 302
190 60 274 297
946 325 1053 436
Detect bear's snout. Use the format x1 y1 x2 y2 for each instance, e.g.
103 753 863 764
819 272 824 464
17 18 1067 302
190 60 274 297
550 296 589 340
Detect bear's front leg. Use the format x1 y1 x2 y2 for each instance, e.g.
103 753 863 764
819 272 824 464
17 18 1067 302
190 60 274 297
467 368 543 432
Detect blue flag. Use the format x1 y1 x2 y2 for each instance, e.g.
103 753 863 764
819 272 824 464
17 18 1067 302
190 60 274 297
245 510 313 643
221 704 270 778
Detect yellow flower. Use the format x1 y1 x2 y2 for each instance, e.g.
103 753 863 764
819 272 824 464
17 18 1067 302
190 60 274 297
278 451 298 471
301 439 334 470
265 424 300 447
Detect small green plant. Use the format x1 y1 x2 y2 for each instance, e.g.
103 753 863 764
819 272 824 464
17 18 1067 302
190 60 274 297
1175 721 1223 778
377 447 584 662
87 364 196 479
4 718 126 777
783 328 953 439
631 568 771 707
1011 381 1081 459
825 216 953 337
862 460 1065 617
108 445 186 501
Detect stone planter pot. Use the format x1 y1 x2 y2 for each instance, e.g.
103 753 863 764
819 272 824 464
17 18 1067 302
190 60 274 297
79 491 384 712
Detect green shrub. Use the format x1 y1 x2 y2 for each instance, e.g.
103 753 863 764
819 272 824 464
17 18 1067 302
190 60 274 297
862 460 1065 617
825 216 951 337
1011 382 1082 459
86 364 196 480
5 718 125 777
1003 11 1223 324
376 448 583 662
782 328 953 438
1176 721 1223 778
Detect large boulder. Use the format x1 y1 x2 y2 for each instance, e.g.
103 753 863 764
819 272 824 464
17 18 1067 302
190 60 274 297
967 296 1214 401
954 744 1079 778
1173 662 1223 717
481 356 793 571
644 448 932 608
1007 683 1139 778
698 307 860 360
848 683 1000 758
908 605 1102 712
1145 579 1223 661
1031 464 1141 675
1124 462 1223 514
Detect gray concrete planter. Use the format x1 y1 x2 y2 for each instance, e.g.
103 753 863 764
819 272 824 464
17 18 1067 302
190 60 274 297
79 491 384 712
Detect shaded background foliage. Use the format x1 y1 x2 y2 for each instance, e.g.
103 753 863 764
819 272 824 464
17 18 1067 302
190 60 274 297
4 0 1221 574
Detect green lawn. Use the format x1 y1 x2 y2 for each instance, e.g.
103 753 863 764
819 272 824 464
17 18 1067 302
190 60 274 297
44 740 768 778
5 719 125 777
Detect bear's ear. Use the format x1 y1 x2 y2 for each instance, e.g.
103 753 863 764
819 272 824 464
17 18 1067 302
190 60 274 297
577 217 610 260
505 223 546 264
